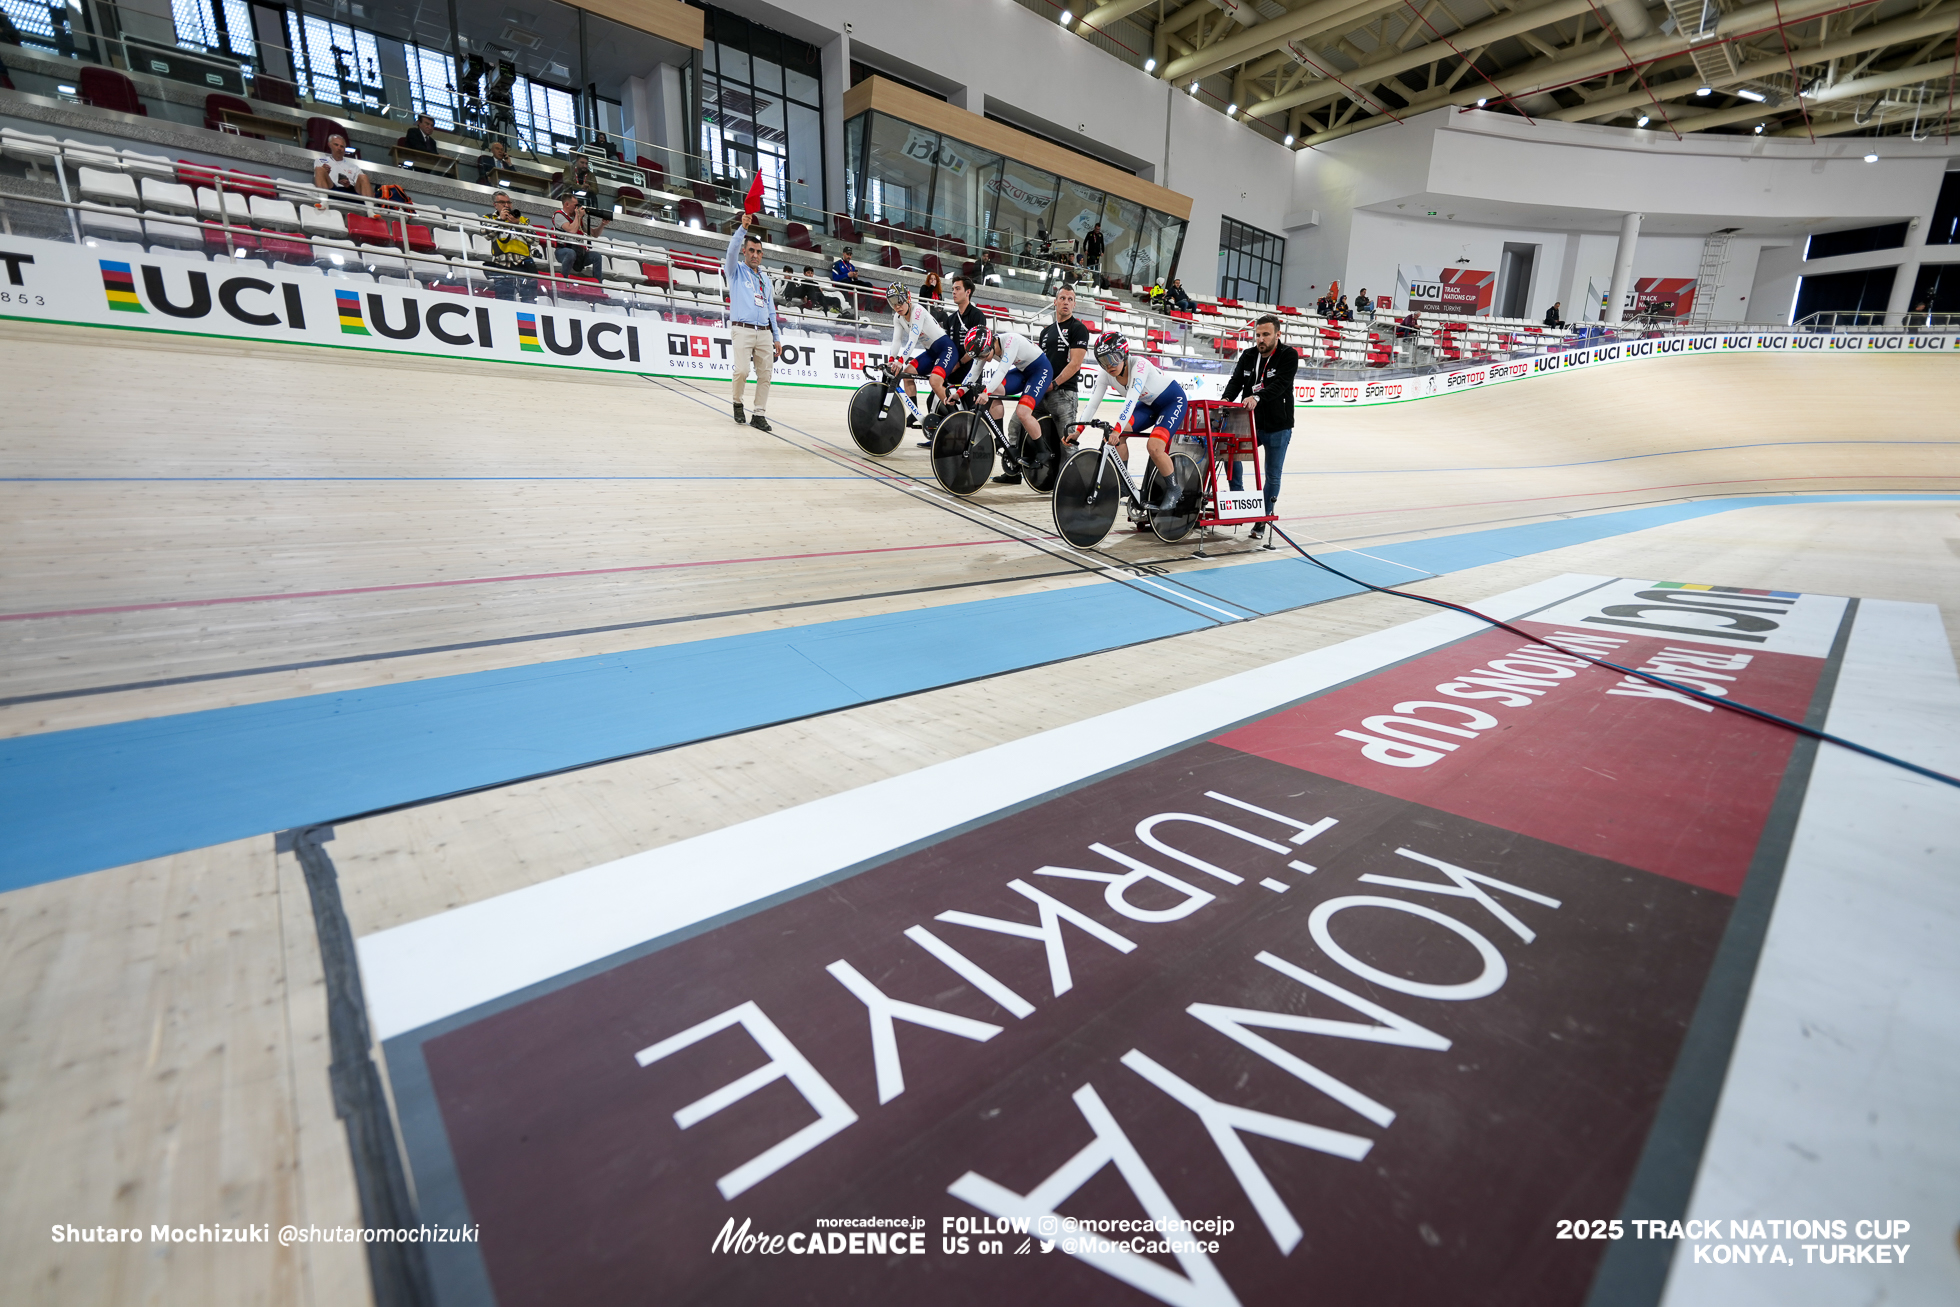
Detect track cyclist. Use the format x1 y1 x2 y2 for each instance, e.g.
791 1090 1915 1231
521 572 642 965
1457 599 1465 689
884 282 957 420
1078 331 1186 512
963 323 1053 485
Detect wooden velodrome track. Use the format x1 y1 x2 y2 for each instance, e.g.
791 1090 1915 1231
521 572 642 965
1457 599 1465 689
1 318 1956 1306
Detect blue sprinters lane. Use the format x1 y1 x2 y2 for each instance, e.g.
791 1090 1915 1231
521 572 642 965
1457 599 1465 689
2 492 1953 890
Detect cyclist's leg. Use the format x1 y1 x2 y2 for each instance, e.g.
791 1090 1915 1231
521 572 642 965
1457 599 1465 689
923 337 957 408
1013 355 1053 451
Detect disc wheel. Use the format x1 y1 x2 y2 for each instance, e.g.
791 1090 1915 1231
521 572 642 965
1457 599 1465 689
930 411 995 496
847 381 905 456
1021 414 1064 494
1147 452 1204 543
1052 446 1121 548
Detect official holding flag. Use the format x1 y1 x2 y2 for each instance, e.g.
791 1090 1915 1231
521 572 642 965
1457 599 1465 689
725 172 782 432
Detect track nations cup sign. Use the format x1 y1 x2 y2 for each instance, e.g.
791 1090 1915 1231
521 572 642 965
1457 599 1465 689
1 237 1953 407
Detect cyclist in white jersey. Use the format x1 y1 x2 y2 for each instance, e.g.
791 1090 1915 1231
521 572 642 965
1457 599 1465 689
1079 331 1187 510
964 324 1053 473
884 283 957 415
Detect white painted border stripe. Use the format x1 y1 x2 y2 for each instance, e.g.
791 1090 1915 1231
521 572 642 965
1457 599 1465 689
1662 598 1960 1307
356 573 1613 1041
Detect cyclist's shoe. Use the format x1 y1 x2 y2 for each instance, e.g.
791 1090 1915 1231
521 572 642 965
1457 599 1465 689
906 413 920 428
1154 483 1181 512
733 402 746 425
917 438 934 448
992 470 1023 485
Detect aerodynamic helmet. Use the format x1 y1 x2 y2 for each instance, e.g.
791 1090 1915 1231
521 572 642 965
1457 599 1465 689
1093 330 1130 370
963 325 996 356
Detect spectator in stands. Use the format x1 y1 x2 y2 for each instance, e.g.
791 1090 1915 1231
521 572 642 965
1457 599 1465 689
1544 302 1565 328
920 269 944 300
313 134 374 199
476 139 512 183
806 266 851 317
403 113 440 154
1168 278 1194 312
1395 308 1419 339
1221 314 1298 543
1314 291 1332 316
1353 288 1373 317
831 247 863 287
591 132 620 160
482 190 539 302
551 191 607 277
1082 223 1105 272
555 154 598 200
1333 295 1354 322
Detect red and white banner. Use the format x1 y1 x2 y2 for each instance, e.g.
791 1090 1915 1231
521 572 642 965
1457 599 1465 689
1397 264 1495 316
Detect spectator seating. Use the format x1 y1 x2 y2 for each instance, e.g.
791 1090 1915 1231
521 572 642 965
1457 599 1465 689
305 118 345 154
675 199 706 228
204 93 255 135
784 222 819 253
80 68 147 116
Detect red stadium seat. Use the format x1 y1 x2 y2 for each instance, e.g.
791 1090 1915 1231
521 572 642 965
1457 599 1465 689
676 199 706 228
204 93 256 135
345 213 396 246
878 244 902 269
80 67 147 116
785 222 819 252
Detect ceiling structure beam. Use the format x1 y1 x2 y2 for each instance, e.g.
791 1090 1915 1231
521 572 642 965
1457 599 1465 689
1550 3 1960 121
1159 0 1399 82
1676 54 1959 130
1245 0 1599 118
1073 0 1165 34
1288 0 1864 142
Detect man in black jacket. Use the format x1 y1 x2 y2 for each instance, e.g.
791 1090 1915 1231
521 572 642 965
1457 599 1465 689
919 274 991 445
1220 314 1298 542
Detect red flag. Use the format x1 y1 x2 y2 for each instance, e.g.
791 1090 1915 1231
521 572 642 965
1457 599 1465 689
743 171 764 214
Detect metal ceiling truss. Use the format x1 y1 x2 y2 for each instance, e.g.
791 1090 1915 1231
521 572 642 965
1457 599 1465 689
1077 0 1958 140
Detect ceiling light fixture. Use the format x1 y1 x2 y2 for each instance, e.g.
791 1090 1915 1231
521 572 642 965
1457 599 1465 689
1637 115 1650 126
1189 81 1200 94
1754 124 1764 134
1735 88 1766 102
1696 85 1711 95
1284 134 1295 145
1476 97 1487 106
1059 9 1072 24
1864 152 1879 162
1227 102 1238 115
1144 57 1156 72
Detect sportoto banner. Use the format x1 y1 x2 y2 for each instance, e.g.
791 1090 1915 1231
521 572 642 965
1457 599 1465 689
1396 265 1495 316
0 237 1952 406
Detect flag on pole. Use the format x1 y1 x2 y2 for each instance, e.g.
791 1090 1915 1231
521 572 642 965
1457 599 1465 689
743 170 764 214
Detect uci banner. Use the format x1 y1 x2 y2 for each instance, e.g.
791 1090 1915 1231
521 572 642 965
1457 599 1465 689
0 237 1952 405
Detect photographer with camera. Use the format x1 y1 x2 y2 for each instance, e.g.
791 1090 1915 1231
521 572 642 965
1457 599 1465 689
551 190 608 278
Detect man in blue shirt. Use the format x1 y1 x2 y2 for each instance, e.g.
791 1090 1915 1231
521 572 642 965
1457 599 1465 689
726 211 783 432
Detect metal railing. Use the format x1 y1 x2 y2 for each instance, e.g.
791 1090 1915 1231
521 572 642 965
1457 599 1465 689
1794 309 1960 331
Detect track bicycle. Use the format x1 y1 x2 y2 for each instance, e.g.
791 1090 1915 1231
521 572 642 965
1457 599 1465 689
927 389 1064 497
1050 419 1205 547
846 360 935 457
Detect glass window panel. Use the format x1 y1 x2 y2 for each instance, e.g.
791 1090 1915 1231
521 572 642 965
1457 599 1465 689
752 55 783 95
1054 178 1106 269
1100 197 1144 286
987 159 1059 262
862 111 938 229
1 0 55 41
927 133 998 258
719 43 750 86
844 112 866 219
786 65 819 105
787 102 825 222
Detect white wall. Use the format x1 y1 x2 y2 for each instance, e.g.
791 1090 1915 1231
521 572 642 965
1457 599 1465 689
1286 107 1960 322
